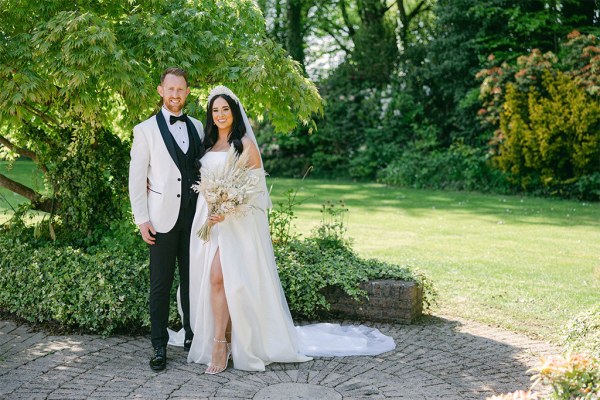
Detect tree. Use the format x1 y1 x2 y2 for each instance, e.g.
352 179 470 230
0 0 322 239
260 0 434 81
396 0 436 53
259 0 314 69
407 0 599 148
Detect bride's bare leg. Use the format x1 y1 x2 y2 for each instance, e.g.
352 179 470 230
206 248 230 374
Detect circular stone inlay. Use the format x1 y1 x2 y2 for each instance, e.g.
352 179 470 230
254 383 342 400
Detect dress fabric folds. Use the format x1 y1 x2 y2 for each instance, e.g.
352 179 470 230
186 151 311 371
170 151 396 371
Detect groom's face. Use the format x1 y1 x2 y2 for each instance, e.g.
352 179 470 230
157 74 190 114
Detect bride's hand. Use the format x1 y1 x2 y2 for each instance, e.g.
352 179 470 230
208 214 225 225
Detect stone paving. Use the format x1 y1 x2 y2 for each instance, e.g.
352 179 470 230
0 315 559 399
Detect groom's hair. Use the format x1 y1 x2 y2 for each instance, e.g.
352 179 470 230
160 67 188 86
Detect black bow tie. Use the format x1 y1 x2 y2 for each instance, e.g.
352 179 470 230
169 114 188 125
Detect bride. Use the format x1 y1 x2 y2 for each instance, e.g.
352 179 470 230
170 86 394 374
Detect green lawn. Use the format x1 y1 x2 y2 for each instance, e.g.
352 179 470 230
266 177 600 344
2 160 599 344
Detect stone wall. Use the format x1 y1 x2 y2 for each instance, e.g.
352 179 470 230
320 280 423 323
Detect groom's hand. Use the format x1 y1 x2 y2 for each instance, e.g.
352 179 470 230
139 221 157 245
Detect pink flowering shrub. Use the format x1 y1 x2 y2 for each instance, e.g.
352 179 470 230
488 353 600 400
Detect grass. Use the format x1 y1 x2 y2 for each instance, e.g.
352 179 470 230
1 160 599 344
266 177 600 344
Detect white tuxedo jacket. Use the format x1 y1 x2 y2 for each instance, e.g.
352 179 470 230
129 113 204 233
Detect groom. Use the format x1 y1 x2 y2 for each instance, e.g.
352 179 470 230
129 67 204 371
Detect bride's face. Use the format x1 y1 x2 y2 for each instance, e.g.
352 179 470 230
212 97 233 134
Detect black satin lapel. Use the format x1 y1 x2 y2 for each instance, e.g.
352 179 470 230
155 112 180 169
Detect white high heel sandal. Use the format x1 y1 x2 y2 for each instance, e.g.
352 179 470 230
205 338 231 375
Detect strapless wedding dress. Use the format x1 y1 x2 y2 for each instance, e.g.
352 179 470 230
169 151 395 371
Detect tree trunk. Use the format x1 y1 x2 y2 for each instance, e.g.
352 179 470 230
352 0 398 85
273 0 286 46
0 173 54 212
397 0 430 49
287 0 305 69
0 134 47 173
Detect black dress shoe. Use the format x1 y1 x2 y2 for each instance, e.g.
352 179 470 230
149 346 166 371
184 338 193 352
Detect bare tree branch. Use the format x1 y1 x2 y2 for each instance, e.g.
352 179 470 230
339 0 356 38
0 134 48 173
408 0 430 20
0 173 53 212
398 0 407 22
397 0 431 45
317 24 352 54
21 102 61 129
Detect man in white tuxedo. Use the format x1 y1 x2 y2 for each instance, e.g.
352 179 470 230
129 67 204 371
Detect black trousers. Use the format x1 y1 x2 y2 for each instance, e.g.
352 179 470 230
148 200 196 348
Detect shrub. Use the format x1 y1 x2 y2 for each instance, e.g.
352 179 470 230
258 73 425 181
345 85 425 180
378 136 508 192
534 354 600 399
268 188 302 245
311 200 351 249
0 219 186 336
478 31 600 200
489 353 600 400
0 223 149 335
258 122 313 178
275 237 435 319
562 305 600 359
496 71 600 200
1 185 435 335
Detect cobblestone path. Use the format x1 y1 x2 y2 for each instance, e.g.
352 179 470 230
0 315 558 399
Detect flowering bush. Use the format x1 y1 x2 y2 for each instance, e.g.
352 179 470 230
488 353 600 400
534 354 600 399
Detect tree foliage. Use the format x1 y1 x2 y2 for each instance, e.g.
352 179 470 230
258 0 435 179
260 0 600 199
0 0 322 239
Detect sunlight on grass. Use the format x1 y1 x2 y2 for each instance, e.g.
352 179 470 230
267 177 600 343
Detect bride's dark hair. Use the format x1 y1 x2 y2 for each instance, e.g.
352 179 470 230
203 94 246 155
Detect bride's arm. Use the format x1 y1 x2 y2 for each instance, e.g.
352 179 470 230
241 136 262 169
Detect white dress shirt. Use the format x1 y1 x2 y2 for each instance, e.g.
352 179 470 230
161 107 189 154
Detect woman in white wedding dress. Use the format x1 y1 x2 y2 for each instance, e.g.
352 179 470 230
171 86 395 374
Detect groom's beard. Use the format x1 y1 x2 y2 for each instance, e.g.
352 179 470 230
163 98 185 114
